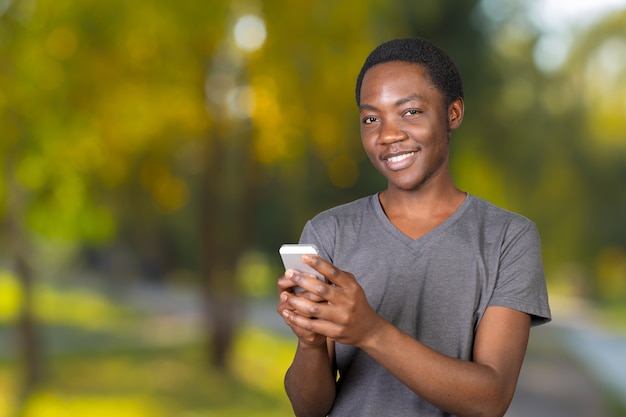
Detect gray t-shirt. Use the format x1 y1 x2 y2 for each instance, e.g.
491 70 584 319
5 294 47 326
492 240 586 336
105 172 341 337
299 193 551 417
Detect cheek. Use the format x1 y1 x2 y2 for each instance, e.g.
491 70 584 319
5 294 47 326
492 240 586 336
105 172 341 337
360 137 380 164
361 134 377 156
360 129 370 148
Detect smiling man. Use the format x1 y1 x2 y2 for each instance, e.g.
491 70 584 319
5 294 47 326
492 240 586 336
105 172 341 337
277 38 551 417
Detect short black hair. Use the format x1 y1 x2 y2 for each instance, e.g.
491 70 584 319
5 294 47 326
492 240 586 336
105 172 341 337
355 38 464 108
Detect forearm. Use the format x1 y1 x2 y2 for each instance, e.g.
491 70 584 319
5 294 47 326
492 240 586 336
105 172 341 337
285 341 336 417
361 322 523 417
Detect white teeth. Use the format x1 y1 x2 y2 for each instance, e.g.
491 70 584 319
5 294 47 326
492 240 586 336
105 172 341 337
387 152 414 163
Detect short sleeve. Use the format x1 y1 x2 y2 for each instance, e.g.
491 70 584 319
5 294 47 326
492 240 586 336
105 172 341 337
489 220 551 326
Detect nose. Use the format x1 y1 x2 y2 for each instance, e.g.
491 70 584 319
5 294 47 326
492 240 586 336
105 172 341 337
378 120 407 144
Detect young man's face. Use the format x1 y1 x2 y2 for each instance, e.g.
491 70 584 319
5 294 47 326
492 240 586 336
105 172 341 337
359 61 462 193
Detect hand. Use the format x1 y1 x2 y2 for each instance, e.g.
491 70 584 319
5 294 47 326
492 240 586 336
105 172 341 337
277 270 327 346
280 255 385 348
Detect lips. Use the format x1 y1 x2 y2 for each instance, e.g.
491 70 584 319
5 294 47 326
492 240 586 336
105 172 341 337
383 151 416 171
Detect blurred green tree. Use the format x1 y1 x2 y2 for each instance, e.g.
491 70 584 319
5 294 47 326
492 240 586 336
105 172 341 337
0 0 495 387
3 1 626 412
563 10 626 300
470 4 626 300
0 0 228 406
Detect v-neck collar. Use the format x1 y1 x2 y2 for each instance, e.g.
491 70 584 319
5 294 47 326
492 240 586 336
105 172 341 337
370 192 471 248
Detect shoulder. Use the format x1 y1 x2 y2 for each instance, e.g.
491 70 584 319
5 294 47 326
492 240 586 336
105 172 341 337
300 195 378 261
465 195 537 233
309 195 376 226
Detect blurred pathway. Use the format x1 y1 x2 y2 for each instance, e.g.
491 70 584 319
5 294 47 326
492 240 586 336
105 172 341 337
506 323 613 417
500 295 626 417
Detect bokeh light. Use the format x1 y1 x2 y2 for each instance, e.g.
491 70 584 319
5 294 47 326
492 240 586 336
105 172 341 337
233 14 266 52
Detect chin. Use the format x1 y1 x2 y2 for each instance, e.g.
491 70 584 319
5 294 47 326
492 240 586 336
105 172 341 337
388 175 432 192
389 182 424 192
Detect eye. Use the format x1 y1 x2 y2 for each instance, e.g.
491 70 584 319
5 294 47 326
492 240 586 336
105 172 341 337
362 116 378 124
404 109 421 117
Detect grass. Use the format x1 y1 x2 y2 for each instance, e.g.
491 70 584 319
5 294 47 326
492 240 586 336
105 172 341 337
0 270 298 416
0 327 296 417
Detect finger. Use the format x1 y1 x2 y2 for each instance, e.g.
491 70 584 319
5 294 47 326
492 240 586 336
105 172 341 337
283 290 325 319
277 273 298 292
279 305 328 343
297 290 325 303
278 271 317 295
302 255 351 288
282 308 335 338
286 269 330 297
277 292 293 314
280 311 317 340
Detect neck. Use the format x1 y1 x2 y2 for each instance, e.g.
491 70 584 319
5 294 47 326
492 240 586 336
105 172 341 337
379 182 465 220
378 184 466 240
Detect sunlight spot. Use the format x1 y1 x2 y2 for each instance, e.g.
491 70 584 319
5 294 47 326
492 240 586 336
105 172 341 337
530 0 626 32
523 0 626 72
233 14 266 52
0 272 20 321
533 32 572 73
25 392 162 417
595 37 626 80
35 284 119 329
226 84 255 118
232 327 296 397
236 251 274 297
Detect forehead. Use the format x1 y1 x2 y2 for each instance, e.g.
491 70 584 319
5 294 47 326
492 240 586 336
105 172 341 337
360 61 440 103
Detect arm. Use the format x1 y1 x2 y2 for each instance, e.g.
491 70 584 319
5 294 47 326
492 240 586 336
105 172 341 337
362 305 529 417
284 337 336 417
278 272 337 417
282 256 530 417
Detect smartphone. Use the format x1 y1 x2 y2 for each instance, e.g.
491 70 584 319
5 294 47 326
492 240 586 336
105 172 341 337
279 244 326 291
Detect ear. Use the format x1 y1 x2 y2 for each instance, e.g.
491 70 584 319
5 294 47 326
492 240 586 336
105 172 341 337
448 97 464 131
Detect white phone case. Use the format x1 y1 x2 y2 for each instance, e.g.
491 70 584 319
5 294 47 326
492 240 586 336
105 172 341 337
279 244 325 282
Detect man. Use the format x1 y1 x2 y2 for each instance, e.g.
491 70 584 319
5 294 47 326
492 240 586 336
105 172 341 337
277 38 551 417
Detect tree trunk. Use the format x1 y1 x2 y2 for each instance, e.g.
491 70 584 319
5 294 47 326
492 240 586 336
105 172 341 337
4 166 41 415
200 120 257 369
14 246 40 405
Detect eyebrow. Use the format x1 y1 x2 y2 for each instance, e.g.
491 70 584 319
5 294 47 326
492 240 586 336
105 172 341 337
359 94 424 111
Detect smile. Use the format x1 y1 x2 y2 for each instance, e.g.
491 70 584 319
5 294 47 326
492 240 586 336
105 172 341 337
382 151 417 171
386 152 415 163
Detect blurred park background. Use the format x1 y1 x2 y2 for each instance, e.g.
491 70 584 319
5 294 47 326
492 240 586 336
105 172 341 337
1 0 626 416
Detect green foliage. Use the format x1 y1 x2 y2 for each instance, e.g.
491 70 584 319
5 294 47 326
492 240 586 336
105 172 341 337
3 0 622 294
0 0 222 246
